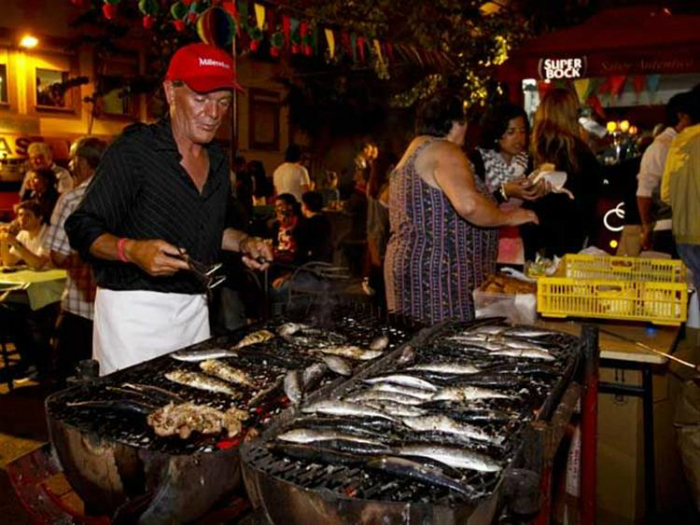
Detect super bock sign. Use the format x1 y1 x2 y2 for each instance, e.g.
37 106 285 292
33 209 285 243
538 57 587 80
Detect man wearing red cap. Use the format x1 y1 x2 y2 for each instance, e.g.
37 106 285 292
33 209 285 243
66 43 271 375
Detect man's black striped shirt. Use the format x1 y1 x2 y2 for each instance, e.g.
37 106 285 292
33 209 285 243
65 119 230 294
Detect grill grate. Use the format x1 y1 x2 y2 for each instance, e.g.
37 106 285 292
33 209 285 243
242 319 581 508
47 305 413 455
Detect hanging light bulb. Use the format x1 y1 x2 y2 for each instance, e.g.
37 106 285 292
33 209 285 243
619 120 630 132
606 121 618 133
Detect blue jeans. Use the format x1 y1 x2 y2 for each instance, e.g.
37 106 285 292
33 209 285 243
677 243 700 291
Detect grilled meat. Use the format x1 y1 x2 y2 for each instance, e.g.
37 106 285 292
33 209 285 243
146 402 247 439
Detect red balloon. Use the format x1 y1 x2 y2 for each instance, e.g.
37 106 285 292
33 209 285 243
250 39 260 52
173 19 186 32
142 14 155 29
270 47 280 58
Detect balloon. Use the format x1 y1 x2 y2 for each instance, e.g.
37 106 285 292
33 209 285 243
196 6 237 47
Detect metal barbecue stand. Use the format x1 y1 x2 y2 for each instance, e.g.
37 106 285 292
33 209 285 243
8 313 600 524
240 319 594 525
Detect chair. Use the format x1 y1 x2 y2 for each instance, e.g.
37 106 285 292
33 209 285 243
284 261 359 316
0 287 23 391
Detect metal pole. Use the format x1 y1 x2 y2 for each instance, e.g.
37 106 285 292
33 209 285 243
580 324 599 525
230 33 238 161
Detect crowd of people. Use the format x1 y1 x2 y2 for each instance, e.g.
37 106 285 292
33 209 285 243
3 43 700 393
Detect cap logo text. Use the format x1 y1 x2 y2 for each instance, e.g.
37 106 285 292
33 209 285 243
198 58 230 69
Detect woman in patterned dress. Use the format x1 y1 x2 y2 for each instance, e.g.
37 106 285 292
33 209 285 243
384 92 538 325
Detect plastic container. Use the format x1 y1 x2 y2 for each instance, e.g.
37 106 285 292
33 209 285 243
537 254 688 326
474 289 537 325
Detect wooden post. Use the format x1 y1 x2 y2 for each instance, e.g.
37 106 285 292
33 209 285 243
580 324 599 525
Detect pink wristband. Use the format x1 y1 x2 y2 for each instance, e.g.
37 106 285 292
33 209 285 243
117 238 129 263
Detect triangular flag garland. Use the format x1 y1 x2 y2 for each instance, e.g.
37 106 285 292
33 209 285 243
86 0 453 73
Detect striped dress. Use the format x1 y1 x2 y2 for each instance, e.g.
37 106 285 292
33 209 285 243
384 138 498 325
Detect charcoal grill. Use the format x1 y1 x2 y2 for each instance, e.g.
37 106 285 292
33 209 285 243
240 319 582 525
46 306 413 523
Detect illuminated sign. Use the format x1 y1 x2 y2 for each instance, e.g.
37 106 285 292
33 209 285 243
538 57 587 80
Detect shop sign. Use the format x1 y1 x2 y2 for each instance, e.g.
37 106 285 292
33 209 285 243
0 134 41 159
538 56 587 80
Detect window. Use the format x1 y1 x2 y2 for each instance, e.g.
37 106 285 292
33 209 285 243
36 68 71 108
0 64 7 104
249 88 280 151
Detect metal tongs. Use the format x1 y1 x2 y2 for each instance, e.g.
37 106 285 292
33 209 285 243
174 247 226 298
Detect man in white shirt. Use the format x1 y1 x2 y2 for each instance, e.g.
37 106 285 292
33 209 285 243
273 144 311 201
636 92 693 255
20 142 73 198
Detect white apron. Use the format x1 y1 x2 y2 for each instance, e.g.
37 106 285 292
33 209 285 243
93 288 210 376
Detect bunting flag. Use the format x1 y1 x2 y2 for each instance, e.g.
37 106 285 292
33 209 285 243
254 3 265 30
325 28 335 58
385 42 395 63
587 94 606 119
573 78 591 104
609 75 627 98
282 14 290 47
647 74 661 103
357 36 366 63
90 0 453 73
350 33 357 61
373 39 385 67
632 74 646 104
236 0 248 29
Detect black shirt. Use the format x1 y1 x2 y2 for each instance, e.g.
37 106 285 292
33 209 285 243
65 118 230 294
296 214 333 263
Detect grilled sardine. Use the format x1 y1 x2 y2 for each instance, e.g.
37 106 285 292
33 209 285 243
199 359 255 387
165 370 240 397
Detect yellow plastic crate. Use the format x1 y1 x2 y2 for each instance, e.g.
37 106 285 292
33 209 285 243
537 255 688 326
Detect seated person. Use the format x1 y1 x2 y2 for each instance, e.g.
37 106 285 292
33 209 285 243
23 167 60 224
0 200 50 269
270 193 301 264
296 191 333 263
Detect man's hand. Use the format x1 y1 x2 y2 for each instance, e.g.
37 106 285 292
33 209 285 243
124 239 190 276
640 226 652 251
506 208 539 227
240 237 273 271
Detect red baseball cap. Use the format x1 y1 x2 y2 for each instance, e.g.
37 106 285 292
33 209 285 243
166 43 244 93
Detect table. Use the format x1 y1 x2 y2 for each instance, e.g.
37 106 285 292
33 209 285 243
0 268 67 311
538 318 680 523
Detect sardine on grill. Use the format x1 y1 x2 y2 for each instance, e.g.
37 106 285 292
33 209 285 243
431 386 513 402
396 444 502 472
284 370 303 404
364 374 438 392
277 322 309 336
164 370 241 397
277 428 383 445
301 400 396 421
321 355 352 376
366 456 473 497
199 359 255 387
170 347 238 362
490 348 555 360
401 415 496 443
316 345 382 361
233 329 275 349
407 362 480 375
345 389 425 406
369 334 390 351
